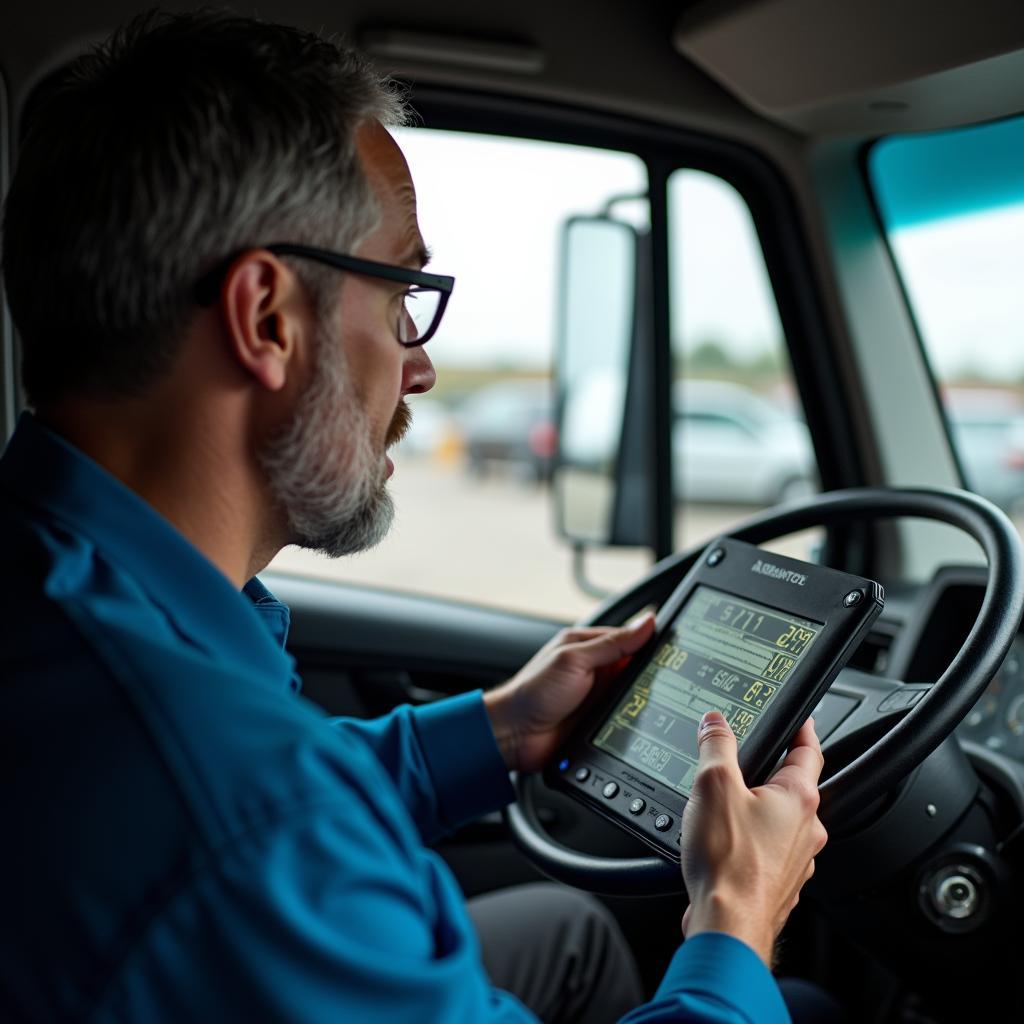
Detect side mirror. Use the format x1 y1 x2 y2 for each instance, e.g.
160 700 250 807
554 215 656 555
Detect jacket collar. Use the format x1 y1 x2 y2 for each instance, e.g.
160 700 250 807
0 413 297 690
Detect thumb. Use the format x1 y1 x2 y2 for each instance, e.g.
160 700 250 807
695 710 741 774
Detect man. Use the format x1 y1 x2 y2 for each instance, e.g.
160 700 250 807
0 11 827 1022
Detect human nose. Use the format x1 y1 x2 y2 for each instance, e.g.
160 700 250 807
402 343 436 395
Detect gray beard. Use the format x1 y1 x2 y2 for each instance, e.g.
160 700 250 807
260 326 395 558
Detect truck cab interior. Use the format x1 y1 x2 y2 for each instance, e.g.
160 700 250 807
4 2 1024 1020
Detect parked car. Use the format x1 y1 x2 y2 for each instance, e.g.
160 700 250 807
457 380 556 482
561 374 815 505
673 380 815 504
944 388 1024 513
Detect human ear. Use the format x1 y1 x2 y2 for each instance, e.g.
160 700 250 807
219 250 308 392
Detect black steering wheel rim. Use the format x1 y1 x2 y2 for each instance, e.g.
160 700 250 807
505 487 1024 895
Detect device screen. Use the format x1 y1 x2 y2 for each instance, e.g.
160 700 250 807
592 585 822 797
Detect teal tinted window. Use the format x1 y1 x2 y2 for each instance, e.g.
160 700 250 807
872 115 1024 228
869 114 1024 517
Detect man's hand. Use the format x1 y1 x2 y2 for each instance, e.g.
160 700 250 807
680 712 827 966
483 614 656 773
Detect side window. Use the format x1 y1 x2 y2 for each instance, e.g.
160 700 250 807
270 129 648 619
668 170 819 557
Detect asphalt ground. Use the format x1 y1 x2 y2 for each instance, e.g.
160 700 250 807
270 455 822 622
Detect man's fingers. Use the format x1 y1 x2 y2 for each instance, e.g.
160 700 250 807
766 719 825 790
786 743 825 778
561 613 655 669
548 626 612 648
788 718 823 760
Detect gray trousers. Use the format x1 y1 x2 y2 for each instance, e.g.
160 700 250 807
467 882 644 1024
468 882 846 1024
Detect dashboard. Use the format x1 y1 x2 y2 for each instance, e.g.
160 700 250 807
957 637 1024 760
880 566 1024 765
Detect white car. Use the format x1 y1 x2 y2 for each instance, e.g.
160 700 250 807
672 380 816 505
562 375 816 506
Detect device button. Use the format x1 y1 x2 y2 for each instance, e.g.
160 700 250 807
628 798 646 815
654 813 673 832
602 781 620 799
574 767 591 782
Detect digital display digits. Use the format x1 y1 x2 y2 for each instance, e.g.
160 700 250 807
592 586 821 797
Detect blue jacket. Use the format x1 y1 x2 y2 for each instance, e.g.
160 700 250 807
0 413 789 1023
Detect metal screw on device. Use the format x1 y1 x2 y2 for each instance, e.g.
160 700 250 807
706 548 725 567
843 589 863 607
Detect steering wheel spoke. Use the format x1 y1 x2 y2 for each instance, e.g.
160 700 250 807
818 669 930 784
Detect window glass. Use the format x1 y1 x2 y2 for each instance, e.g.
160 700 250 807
270 129 649 619
668 170 819 560
870 116 1024 520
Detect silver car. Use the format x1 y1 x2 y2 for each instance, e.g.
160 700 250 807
672 380 816 505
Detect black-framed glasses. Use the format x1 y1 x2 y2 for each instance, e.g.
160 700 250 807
194 242 455 347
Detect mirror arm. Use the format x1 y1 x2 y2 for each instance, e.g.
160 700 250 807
571 543 616 600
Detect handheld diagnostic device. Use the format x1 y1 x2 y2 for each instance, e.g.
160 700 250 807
545 538 883 861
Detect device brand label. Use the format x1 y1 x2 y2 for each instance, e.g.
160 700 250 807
619 771 656 793
750 559 807 586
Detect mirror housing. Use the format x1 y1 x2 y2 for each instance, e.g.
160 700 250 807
553 214 656 551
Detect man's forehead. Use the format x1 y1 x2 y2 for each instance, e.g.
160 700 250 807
355 120 426 265
356 122 410 182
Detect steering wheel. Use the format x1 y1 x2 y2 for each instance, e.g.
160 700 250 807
506 488 1024 894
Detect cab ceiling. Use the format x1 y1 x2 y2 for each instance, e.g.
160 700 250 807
676 0 1024 135
1 1 792 155
2 0 1023 146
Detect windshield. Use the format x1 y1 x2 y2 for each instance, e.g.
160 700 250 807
869 114 1024 519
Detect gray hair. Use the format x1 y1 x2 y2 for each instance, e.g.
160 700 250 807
2 9 408 405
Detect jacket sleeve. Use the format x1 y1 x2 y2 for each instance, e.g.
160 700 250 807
94 799 787 1024
621 933 791 1024
94 798 537 1023
330 690 515 843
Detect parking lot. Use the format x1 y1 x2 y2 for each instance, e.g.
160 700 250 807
270 455 822 621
